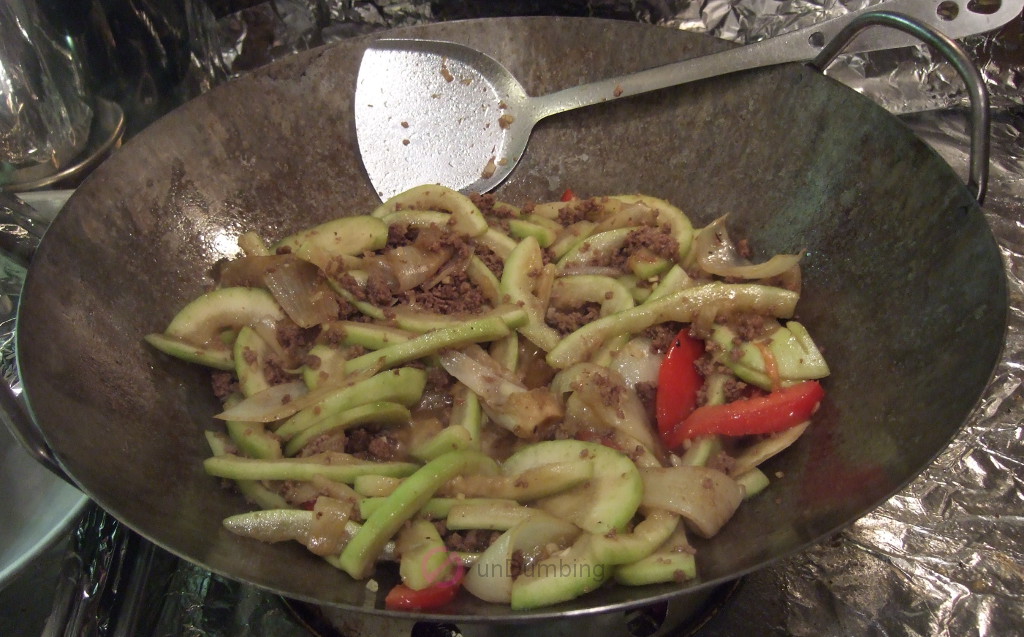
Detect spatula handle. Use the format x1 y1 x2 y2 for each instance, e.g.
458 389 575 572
528 0 1004 122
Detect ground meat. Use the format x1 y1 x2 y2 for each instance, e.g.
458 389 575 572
337 346 364 362
721 376 748 402
508 549 524 578
426 365 455 393
386 222 418 249
337 273 368 301
474 243 504 279
277 323 319 361
414 223 469 257
593 372 624 412
362 270 394 306
345 427 401 461
298 432 347 457
634 381 657 423
545 301 601 334
469 192 496 214
401 270 488 314
334 294 364 321
643 321 686 354
557 198 600 226
263 359 291 385
470 192 517 219
211 371 238 399
242 346 258 366
368 435 399 461
445 529 501 553
694 360 749 406
606 226 679 271
729 313 774 341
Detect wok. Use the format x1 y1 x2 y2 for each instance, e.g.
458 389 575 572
14 17 1006 620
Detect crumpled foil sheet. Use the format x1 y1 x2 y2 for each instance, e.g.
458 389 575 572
768 110 1024 637
207 0 1022 113
0 1 1021 636
0 0 93 181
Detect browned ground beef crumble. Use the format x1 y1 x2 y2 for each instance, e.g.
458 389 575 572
643 321 686 354
546 301 601 335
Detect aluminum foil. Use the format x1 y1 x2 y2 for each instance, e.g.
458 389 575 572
1 1 1020 636
0 0 93 183
771 109 1024 637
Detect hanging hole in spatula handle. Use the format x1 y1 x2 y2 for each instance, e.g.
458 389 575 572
808 10 990 204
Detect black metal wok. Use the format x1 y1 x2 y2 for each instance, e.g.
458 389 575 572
14 16 1006 621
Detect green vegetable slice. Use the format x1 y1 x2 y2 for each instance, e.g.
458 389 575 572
275 367 426 440
203 454 419 483
283 401 411 456
337 450 498 578
500 236 560 351
344 311 525 374
144 333 234 370
165 287 284 348
546 283 799 369
372 185 487 237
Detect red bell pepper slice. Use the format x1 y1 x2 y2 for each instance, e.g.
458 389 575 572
664 380 824 450
655 329 705 436
385 568 465 611
560 187 576 202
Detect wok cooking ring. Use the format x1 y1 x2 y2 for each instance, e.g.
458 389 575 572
11 15 1007 621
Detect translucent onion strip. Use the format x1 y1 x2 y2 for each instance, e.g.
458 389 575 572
694 216 803 279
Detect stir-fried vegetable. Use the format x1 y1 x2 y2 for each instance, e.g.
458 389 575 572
145 186 829 612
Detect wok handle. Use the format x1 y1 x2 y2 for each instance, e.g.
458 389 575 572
0 383 74 484
0 194 77 485
808 10 990 205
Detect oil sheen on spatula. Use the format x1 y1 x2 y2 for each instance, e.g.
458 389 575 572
355 40 529 201
353 0 1023 201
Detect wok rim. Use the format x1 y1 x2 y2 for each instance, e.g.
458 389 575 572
15 15 1010 621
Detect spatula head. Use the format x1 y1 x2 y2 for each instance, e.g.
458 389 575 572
355 39 530 200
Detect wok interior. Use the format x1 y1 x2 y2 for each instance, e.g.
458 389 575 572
17 18 1005 619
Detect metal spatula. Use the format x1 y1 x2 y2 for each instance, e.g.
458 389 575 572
355 0 1020 200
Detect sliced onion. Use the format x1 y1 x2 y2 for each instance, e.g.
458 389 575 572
217 365 380 423
422 246 470 290
264 258 339 328
216 380 308 422
694 216 803 279
217 255 290 287
306 497 354 556
438 348 525 405
463 513 579 604
640 466 744 538
731 422 810 476
610 337 663 389
385 245 452 292
440 348 561 438
564 363 666 464
249 317 291 363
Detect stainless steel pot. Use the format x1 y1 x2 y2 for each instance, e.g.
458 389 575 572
11 16 1006 621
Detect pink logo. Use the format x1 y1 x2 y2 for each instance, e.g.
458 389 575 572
419 545 465 588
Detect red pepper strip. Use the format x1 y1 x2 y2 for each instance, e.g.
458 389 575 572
664 380 824 450
560 188 576 201
655 330 705 437
385 568 465 611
